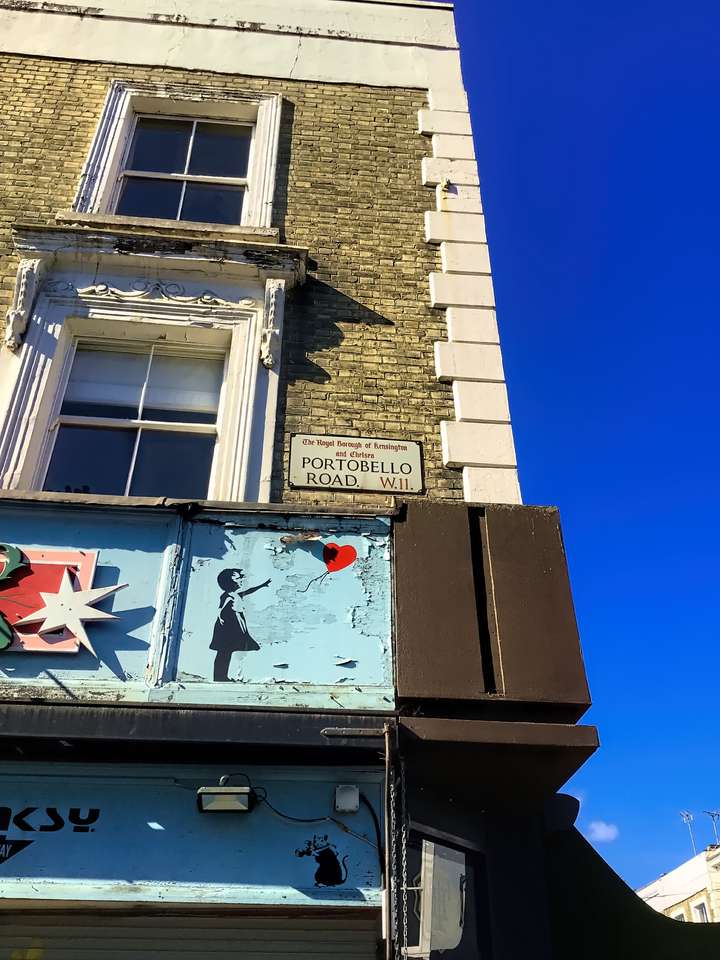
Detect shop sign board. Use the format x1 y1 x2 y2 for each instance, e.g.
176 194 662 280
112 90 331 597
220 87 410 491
0 503 393 710
289 434 424 493
0 763 383 906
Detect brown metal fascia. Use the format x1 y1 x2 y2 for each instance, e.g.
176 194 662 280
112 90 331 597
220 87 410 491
399 716 599 751
0 701 395 747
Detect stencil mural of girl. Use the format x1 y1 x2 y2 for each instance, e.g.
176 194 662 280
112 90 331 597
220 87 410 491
210 568 271 682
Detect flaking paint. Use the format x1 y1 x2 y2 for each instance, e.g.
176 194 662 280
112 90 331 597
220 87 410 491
0 504 393 710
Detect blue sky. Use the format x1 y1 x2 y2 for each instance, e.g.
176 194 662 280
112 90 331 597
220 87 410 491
452 0 720 889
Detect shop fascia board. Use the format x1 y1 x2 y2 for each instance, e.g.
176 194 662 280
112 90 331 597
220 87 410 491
0 488 398 519
0 703 596 756
11 223 308 288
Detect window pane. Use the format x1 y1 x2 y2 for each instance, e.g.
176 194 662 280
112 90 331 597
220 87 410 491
188 122 251 178
44 426 135 496
180 183 244 225
126 117 192 173
62 349 148 418
143 354 224 424
130 431 215 499
116 177 182 220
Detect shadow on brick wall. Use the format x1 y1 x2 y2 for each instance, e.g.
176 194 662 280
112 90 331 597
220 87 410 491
272 99 294 243
270 278 395 498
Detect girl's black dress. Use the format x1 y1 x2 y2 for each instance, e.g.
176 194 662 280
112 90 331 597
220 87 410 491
210 597 260 653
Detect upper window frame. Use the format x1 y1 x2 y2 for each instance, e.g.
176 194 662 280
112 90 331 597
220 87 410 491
74 81 282 230
114 114 255 226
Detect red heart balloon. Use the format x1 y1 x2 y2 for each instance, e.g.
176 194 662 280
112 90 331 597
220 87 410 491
322 543 357 573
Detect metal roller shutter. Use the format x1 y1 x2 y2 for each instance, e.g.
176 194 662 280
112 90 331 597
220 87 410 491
0 911 381 959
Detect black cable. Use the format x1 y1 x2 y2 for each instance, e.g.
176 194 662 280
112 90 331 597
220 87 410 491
256 787 332 823
217 774 383 865
360 792 385 879
219 772 252 789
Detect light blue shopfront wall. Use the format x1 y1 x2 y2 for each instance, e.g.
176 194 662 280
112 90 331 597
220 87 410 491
0 763 384 906
0 504 394 710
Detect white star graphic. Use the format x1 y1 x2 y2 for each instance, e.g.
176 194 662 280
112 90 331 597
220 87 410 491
15 568 127 657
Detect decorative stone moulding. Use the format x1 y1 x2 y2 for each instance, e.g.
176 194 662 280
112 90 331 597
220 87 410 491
0 225 305 504
2 224 306 350
4 258 50 351
76 280 246 309
421 96 521 505
260 279 286 369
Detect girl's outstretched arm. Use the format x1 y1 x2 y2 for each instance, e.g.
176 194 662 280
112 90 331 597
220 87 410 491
240 578 271 598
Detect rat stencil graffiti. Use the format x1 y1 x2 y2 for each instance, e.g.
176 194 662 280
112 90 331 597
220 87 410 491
295 834 349 886
210 569 271 682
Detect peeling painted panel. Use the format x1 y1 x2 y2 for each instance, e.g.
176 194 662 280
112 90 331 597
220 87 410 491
0 762 384 906
0 504 393 710
171 514 392 709
0 505 177 694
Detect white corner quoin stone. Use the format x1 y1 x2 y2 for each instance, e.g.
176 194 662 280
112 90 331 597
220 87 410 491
418 108 472 137
428 87 469 113
453 381 511 423
422 158 480 187
435 184 482 214
463 466 522 505
432 133 475 160
434 342 505 382
425 212 487 245
441 421 517 468
429 272 495 309
446 308 500 344
441 241 490 274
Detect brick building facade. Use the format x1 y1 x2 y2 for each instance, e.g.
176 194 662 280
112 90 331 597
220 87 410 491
0 59 463 504
1 2 708 958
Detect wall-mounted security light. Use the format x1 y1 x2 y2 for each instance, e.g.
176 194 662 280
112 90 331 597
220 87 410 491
197 775 257 813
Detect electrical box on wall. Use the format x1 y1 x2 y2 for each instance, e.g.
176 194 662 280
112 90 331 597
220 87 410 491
334 784 360 813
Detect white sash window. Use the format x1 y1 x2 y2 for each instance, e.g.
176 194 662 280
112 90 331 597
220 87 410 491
44 345 226 499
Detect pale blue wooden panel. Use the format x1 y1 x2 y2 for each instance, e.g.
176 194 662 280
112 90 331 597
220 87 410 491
0 763 384 907
173 514 393 709
0 505 177 690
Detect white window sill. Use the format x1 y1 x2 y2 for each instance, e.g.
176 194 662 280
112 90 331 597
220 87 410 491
56 209 280 243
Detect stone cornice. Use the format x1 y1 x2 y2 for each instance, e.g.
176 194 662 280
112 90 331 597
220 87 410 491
11 223 307 288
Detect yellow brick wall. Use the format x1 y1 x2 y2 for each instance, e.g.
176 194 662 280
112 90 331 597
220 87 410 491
0 55 463 503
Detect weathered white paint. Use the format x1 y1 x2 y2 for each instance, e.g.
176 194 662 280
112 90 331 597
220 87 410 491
441 241 490 273
425 211 487 244
446 307 500 343
419 108 472 136
453 381 510 422
434 342 505 382
432 133 475 160
441 421 517 468
0 0 463 91
0 0 458 48
422 157 480 186
436 184 483 214
429 272 495 308
463 466 522 505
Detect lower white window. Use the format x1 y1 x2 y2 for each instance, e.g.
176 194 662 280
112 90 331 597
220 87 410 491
0 227 298 504
43 344 225 499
